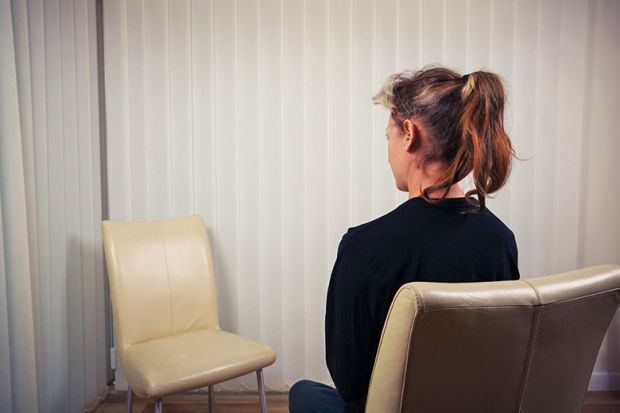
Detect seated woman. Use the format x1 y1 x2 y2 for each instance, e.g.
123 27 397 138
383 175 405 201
289 67 520 413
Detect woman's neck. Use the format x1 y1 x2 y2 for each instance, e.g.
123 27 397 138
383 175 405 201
406 162 465 199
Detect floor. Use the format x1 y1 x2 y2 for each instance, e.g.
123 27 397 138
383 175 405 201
94 390 620 413
94 391 289 413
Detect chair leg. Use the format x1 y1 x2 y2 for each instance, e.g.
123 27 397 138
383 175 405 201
257 369 268 413
154 398 163 413
125 388 134 413
208 385 214 413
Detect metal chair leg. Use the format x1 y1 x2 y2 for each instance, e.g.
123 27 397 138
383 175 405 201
154 398 163 413
257 369 268 413
208 385 214 413
125 388 134 413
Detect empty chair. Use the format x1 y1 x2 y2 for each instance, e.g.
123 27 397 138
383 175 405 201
366 265 620 413
102 215 276 413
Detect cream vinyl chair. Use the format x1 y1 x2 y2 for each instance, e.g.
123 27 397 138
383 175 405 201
366 265 620 413
102 215 276 413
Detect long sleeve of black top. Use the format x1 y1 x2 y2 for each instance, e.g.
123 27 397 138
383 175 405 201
325 197 520 413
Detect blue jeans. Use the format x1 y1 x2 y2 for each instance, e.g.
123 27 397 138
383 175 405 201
289 379 346 413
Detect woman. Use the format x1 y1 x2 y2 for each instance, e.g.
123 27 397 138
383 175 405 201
289 67 520 413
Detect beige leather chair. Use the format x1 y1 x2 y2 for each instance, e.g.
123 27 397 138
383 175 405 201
366 265 620 413
102 215 276 413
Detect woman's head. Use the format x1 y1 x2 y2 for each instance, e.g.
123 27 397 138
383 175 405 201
374 66 515 213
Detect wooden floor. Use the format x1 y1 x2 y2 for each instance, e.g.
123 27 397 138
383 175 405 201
94 391 289 413
582 392 620 413
94 390 620 413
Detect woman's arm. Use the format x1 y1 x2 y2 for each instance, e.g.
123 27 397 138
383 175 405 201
325 238 381 407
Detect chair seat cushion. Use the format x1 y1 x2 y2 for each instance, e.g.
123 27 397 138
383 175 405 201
121 328 276 397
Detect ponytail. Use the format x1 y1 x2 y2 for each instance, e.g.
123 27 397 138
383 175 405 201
455 71 514 213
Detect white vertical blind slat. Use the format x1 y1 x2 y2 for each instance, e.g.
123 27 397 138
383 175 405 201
45 0 70 409
510 0 538 278
88 0 109 396
468 0 491 69
236 0 262 359
258 0 285 384
104 0 132 220
60 0 86 409
352 0 374 225
398 0 422 71
169 0 193 218
484 0 514 223
74 0 97 403
213 0 238 335
554 0 591 273
127 0 148 220
191 0 217 229
0 200 12 410
28 0 53 406
144 0 171 220
373 0 397 217
532 0 561 277
445 0 467 70
282 0 307 386
422 0 444 64
305 0 330 382
327 0 352 260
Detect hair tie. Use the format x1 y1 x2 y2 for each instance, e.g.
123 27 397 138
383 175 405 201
462 74 470 82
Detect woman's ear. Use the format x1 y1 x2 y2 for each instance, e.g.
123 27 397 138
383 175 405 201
402 119 417 152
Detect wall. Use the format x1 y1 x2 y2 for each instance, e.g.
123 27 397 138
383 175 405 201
580 0 620 390
103 0 620 390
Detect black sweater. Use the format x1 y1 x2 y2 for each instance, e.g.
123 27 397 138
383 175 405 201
325 196 520 413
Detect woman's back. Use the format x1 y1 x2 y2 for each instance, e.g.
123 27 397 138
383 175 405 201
325 196 518 412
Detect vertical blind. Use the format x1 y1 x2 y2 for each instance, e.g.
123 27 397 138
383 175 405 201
1 0 108 411
103 0 620 390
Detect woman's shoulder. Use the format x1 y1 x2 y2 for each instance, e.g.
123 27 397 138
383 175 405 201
477 206 515 232
338 219 383 254
338 202 415 255
470 207 518 253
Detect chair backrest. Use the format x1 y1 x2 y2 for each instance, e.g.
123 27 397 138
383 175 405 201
102 216 219 351
365 265 620 413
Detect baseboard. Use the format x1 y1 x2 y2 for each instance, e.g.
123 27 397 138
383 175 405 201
588 372 620 391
